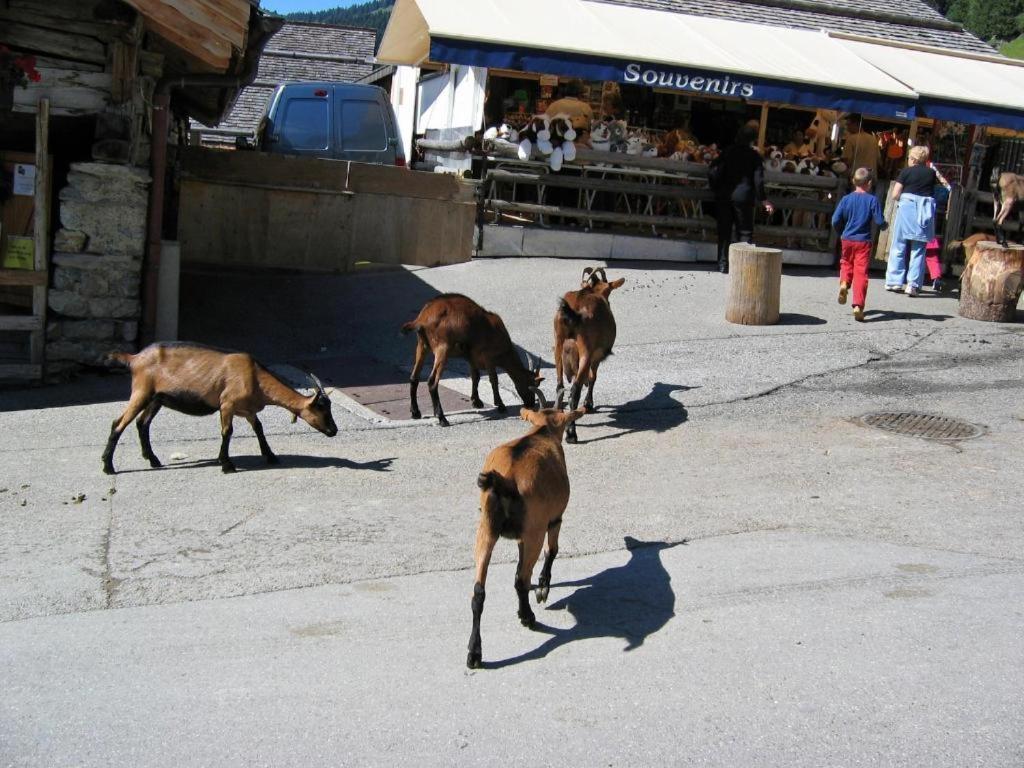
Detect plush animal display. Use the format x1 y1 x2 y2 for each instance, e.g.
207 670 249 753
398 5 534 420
590 121 612 152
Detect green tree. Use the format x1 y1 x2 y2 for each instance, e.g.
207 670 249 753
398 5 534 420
968 0 1024 40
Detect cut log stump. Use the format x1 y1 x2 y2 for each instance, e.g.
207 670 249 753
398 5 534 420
958 241 1024 323
725 243 782 325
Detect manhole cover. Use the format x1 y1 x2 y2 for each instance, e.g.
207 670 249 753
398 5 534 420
858 412 985 441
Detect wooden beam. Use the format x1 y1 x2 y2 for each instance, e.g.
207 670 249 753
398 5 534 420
0 364 43 380
0 315 44 332
32 97 50 372
119 0 249 72
0 3 131 42
0 269 47 287
13 68 112 117
0 21 106 64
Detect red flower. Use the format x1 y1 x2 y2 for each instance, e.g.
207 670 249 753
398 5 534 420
1 46 42 88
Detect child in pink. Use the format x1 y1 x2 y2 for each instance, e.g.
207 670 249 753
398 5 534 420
925 237 944 291
831 168 887 322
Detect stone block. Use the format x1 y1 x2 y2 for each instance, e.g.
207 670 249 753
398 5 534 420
46 339 132 365
119 320 139 342
61 319 116 341
60 200 147 257
54 229 88 253
88 297 140 319
80 272 110 298
49 290 90 318
109 273 141 299
52 268 81 292
61 162 151 206
52 253 141 273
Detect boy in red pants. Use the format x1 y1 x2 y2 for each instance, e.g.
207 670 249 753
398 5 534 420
831 167 887 321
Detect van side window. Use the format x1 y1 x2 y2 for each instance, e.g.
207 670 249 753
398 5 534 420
341 101 387 151
281 99 329 150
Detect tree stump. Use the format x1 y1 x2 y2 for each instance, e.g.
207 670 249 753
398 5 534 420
725 243 782 325
959 241 1024 323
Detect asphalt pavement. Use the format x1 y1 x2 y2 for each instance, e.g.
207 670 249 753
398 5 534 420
1 257 1022 767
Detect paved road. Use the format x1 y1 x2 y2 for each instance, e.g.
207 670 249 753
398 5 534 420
1 258 1022 766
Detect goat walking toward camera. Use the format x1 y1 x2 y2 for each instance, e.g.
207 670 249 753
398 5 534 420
554 267 625 443
402 293 541 426
103 343 337 474
467 389 584 669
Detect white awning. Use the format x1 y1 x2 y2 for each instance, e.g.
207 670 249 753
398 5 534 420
378 0 918 118
837 35 1024 130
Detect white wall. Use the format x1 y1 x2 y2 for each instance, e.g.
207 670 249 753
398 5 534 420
390 65 419 163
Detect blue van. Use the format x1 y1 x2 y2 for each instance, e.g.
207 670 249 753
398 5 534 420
257 82 405 166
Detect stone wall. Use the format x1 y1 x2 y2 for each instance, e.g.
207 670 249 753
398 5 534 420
46 163 150 371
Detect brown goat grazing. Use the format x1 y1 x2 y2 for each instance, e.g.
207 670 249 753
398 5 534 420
102 342 337 474
468 389 585 669
992 170 1024 246
402 293 541 427
554 267 624 443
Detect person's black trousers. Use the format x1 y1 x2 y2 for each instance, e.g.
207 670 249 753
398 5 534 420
715 199 755 271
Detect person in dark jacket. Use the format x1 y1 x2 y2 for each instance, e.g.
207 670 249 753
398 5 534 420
712 124 774 273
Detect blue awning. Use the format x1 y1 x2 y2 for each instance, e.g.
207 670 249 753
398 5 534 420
430 37 918 120
839 37 1024 131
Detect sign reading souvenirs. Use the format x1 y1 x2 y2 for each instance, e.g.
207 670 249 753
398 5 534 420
623 62 755 99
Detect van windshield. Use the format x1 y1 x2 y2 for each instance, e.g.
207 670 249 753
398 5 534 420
280 98 329 150
341 101 387 151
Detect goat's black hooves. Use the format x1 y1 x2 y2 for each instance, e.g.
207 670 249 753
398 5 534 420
519 612 536 628
148 458 162 469
536 587 549 603
410 411 422 420
437 418 451 428
565 433 578 444
471 398 484 409
221 463 237 474
467 652 482 669
102 464 116 476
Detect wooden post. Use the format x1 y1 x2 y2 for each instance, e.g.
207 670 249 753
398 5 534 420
958 241 1024 322
725 243 782 325
756 104 769 152
31 97 50 375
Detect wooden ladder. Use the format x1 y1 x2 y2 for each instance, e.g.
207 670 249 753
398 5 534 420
0 98 50 381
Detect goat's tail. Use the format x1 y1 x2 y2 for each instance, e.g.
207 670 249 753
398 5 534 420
106 351 134 368
400 320 419 336
557 298 583 331
477 470 523 535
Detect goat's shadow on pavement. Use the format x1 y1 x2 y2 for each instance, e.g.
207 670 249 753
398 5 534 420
485 537 684 669
576 382 693 444
114 455 395 474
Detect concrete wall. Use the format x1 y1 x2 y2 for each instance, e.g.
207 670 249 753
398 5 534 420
177 148 476 272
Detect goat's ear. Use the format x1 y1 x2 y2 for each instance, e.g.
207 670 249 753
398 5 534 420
558 408 586 427
599 277 625 298
520 408 544 425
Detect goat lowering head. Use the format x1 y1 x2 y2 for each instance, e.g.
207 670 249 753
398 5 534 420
403 293 540 426
101 343 337 475
298 372 339 437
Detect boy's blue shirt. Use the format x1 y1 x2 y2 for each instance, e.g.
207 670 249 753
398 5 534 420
832 190 887 242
